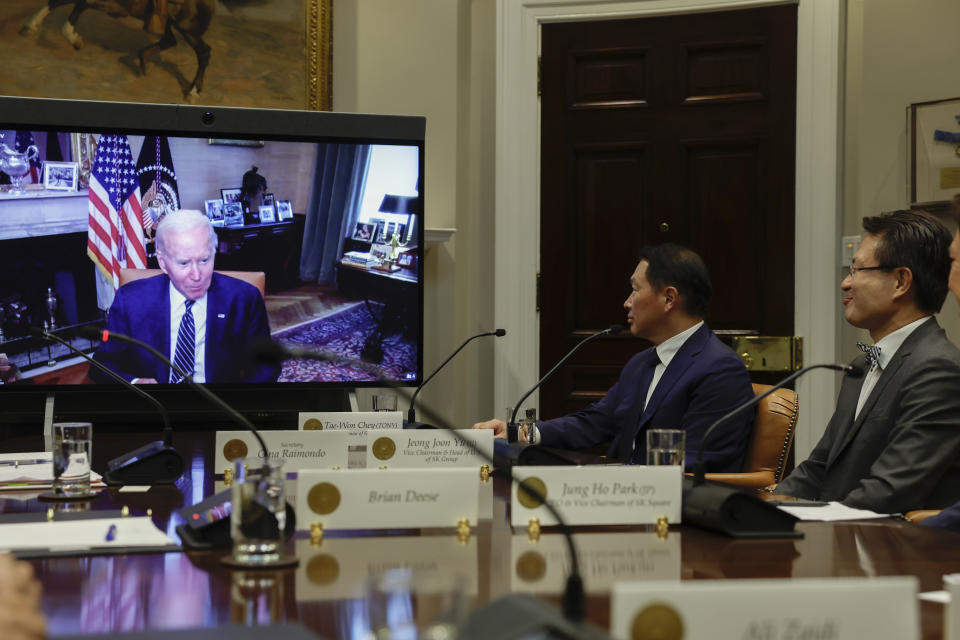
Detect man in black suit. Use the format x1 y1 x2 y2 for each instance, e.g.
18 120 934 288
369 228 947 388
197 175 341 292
775 210 960 513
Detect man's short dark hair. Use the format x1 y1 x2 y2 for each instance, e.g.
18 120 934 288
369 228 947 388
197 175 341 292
862 210 952 314
636 243 712 318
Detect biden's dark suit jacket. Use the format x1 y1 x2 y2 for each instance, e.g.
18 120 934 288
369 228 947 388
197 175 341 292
92 272 281 384
537 324 755 472
776 317 960 513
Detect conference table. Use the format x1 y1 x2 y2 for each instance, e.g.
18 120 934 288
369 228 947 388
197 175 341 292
2 431 960 639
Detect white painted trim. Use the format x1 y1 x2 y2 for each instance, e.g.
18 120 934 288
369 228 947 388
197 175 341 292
495 0 842 455
792 0 843 460
424 227 456 248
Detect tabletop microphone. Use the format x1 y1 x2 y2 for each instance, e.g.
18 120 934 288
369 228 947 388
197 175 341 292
508 324 622 439
683 361 865 539
693 362 864 486
255 337 595 630
30 326 185 485
408 329 505 426
79 325 270 462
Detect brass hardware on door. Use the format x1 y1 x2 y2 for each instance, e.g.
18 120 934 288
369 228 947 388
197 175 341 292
659 222 670 233
731 336 803 372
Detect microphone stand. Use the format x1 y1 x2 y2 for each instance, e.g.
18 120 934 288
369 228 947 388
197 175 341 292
32 327 184 485
408 329 505 425
81 326 269 462
693 363 861 485
683 362 863 539
253 340 593 627
509 325 621 438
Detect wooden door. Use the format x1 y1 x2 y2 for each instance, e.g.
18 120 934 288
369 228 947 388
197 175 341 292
539 5 798 416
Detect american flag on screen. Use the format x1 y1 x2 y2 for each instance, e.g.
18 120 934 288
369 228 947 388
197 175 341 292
87 134 147 292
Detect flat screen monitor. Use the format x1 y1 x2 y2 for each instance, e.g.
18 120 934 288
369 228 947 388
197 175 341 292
0 96 424 428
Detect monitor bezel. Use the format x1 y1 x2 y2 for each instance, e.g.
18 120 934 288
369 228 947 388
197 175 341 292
0 96 425 423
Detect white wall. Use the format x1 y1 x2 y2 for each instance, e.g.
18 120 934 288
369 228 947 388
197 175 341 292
843 0 960 361
333 0 496 426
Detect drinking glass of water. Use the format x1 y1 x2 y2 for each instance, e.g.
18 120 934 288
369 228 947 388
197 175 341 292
372 393 398 411
231 457 286 565
646 429 685 466
52 422 92 496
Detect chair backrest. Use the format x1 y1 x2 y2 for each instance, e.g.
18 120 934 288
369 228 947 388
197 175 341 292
742 383 799 482
118 268 266 299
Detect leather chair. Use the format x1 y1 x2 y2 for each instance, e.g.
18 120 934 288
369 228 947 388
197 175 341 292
703 383 799 489
118 268 266 299
903 510 940 523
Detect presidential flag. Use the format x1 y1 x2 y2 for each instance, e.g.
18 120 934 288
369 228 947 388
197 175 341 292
87 134 148 309
136 135 180 236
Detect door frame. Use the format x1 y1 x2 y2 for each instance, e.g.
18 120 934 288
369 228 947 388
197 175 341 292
494 0 843 459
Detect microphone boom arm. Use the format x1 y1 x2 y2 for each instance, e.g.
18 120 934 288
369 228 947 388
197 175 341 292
693 363 856 485
90 328 270 461
511 326 618 428
39 329 174 447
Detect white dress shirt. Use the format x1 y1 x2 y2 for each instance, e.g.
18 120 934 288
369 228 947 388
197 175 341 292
643 320 704 412
854 316 929 419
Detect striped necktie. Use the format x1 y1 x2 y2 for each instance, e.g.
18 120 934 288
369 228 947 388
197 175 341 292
170 299 196 384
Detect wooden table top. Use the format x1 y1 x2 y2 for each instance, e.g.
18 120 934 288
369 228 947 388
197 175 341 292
2 431 959 639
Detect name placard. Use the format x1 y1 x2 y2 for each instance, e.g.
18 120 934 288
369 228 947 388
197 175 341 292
364 430 494 469
214 430 352 472
294 534 478 601
612 577 918 640
946 574 960 640
511 532 679 594
298 411 403 433
510 466 681 526
296 468 478 530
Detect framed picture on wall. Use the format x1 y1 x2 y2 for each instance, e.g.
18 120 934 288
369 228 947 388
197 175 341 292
4 2 333 111
263 193 275 207
908 96 960 213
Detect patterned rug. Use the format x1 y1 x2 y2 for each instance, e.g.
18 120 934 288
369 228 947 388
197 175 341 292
273 302 418 382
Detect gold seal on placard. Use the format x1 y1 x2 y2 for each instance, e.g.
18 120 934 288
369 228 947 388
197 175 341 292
223 439 248 461
306 554 340 585
515 551 547 582
372 437 396 460
308 482 341 515
631 603 684 640
517 477 547 509
304 418 324 430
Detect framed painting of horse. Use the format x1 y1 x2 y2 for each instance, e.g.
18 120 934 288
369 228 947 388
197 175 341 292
1 0 332 110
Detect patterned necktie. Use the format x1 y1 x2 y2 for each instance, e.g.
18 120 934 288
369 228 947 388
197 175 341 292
170 299 196 384
856 341 881 371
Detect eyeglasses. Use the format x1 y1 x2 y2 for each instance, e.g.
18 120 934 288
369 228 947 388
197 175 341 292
848 264 892 278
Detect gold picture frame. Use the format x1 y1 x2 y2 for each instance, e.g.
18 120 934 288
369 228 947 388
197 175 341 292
3 1 332 111
908 96 960 215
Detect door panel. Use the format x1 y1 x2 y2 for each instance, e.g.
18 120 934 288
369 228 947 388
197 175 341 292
540 5 798 417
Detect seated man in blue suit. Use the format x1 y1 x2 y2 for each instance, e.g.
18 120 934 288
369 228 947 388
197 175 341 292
91 209 280 384
473 244 755 472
